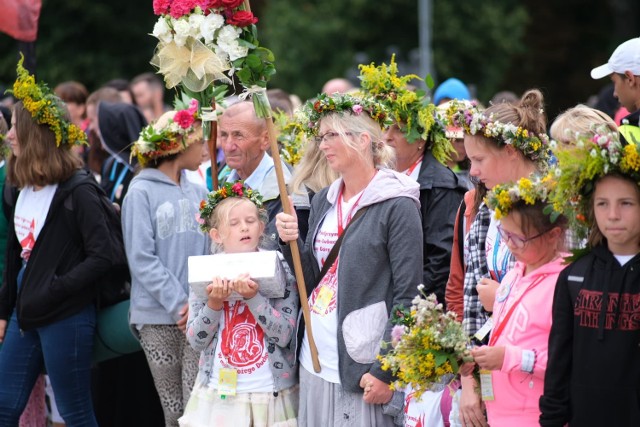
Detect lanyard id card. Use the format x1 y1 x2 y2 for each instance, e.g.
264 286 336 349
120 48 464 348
474 316 494 342
312 285 334 315
479 369 495 401
218 367 238 398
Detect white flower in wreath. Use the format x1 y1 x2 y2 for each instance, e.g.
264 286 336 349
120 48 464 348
172 19 192 47
152 17 173 44
200 13 224 44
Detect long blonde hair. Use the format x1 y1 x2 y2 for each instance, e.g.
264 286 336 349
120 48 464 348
290 138 338 194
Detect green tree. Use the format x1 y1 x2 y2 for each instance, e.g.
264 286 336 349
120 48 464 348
0 0 158 92
261 0 528 102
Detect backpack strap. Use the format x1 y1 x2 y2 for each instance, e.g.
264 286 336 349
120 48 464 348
456 199 466 274
313 206 368 290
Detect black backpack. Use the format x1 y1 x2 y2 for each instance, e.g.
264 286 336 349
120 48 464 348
62 171 131 308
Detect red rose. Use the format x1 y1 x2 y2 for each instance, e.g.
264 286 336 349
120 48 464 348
226 10 258 27
232 182 244 196
199 0 223 10
174 110 195 129
200 200 206 210
221 0 243 9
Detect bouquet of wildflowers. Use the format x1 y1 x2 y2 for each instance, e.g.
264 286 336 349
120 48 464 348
150 0 275 117
379 286 471 399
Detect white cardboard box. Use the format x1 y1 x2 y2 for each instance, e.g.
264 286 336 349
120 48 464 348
188 251 286 300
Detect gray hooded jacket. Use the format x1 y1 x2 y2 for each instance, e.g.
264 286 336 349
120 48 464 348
122 169 209 326
282 168 424 393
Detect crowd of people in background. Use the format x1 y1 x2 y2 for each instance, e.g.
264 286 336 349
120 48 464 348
0 35 639 427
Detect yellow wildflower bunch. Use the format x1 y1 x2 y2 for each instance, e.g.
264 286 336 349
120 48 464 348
379 288 470 400
274 111 307 166
359 55 454 165
9 55 86 147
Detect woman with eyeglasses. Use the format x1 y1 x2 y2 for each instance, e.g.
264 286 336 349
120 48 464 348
276 93 423 427
445 90 551 427
463 177 568 427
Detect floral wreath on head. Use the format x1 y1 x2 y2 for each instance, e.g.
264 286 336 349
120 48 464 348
299 92 392 138
8 55 87 147
198 180 263 232
358 55 455 165
485 175 559 221
550 126 640 240
446 101 551 168
132 99 200 167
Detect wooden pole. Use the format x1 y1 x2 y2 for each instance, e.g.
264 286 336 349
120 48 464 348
265 118 321 373
242 0 320 373
209 98 219 190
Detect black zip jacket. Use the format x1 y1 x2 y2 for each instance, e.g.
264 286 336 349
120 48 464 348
417 151 468 307
540 244 640 426
0 170 113 330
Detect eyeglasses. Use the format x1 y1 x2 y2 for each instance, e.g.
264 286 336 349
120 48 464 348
496 224 548 250
314 131 351 144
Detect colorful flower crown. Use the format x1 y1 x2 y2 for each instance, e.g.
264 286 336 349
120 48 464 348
446 101 551 167
299 92 392 137
198 181 263 232
8 55 87 147
132 99 200 166
550 126 640 235
485 175 557 220
358 55 455 164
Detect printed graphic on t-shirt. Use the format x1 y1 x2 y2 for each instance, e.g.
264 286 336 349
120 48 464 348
575 289 640 331
219 301 268 373
15 218 36 261
404 387 446 427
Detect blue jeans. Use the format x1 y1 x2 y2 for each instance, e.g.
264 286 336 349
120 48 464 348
0 303 98 427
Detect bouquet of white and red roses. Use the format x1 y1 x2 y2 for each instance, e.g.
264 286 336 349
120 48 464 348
150 0 275 117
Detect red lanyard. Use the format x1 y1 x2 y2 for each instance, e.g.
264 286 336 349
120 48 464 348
404 155 423 176
337 185 366 236
488 274 548 346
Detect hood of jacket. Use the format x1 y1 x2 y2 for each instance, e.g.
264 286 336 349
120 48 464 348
98 102 147 168
325 167 420 209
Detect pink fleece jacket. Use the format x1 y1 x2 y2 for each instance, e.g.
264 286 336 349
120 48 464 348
484 256 567 427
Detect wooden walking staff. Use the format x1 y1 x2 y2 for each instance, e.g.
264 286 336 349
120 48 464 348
206 98 219 190
242 0 321 373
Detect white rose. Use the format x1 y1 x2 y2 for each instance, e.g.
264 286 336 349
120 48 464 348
152 17 173 44
200 13 224 44
217 25 241 44
172 19 191 47
225 42 249 61
188 14 205 39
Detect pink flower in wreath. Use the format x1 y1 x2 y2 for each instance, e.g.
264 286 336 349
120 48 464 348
232 182 244 196
352 104 363 115
174 109 196 129
153 0 171 15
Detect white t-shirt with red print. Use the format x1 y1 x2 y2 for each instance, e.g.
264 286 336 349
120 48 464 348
14 185 57 261
208 300 273 393
403 386 446 427
300 191 362 384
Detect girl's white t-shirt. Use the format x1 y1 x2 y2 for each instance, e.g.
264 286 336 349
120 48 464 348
208 300 274 393
614 254 635 266
300 191 362 383
14 185 57 261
